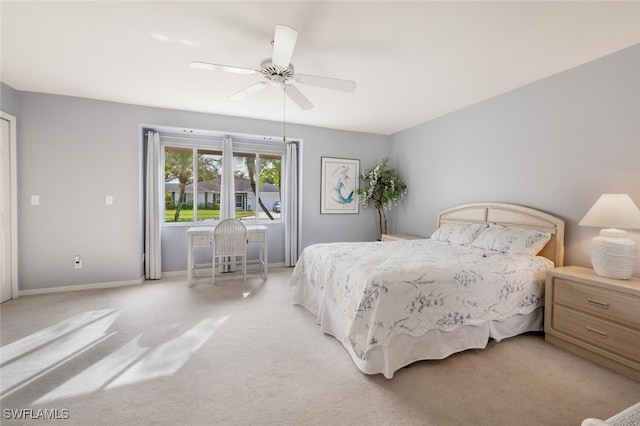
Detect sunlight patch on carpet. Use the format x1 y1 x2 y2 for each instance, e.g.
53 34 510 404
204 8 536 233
0 310 120 399
32 316 228 404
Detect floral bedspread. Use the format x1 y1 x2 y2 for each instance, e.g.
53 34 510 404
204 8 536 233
290 239 553 360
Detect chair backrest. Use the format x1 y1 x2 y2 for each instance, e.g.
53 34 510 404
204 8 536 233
213 219 248 256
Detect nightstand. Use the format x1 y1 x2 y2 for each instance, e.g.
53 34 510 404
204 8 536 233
381 233 425 241
545 266 640 380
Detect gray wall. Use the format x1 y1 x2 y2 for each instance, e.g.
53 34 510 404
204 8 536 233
391 44 640 276
1 82 18 116
11 91 388 290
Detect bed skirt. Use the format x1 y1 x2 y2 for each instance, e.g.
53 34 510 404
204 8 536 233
294 283 543 379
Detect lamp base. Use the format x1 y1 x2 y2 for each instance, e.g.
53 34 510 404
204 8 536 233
590 233 637 280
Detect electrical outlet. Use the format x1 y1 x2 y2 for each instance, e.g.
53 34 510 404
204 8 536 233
74 255 82 269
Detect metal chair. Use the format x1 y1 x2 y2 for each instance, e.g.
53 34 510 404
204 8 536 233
212 219 247 284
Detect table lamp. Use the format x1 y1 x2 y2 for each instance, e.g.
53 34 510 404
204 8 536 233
578 194 640 280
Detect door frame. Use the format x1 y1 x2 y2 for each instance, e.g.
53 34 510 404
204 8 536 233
1 111 18 301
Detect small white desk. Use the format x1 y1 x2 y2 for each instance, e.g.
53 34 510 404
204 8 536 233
187 225 268 286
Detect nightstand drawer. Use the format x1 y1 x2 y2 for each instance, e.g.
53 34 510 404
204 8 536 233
554 305 640 362
554 278 640 327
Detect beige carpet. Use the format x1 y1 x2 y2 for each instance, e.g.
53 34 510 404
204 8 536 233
1 267 639 426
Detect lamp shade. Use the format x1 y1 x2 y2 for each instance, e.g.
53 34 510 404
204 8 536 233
578 194 640 230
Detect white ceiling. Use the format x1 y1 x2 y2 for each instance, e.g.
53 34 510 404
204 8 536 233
2 1 639 135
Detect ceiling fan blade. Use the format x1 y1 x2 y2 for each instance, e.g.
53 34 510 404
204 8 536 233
272 25 298 69
294 74 357 92
190 61 260 76
284 85 313 110
229 82 268 101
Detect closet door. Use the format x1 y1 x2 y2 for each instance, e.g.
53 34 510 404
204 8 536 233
1 113 17 302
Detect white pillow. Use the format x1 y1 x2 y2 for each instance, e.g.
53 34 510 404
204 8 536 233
470 225 551 256
430 223 488 245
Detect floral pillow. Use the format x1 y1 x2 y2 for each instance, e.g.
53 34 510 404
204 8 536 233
470 225 551 256
430 223 488 245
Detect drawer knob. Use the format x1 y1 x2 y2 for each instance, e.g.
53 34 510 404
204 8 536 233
586 327 608 338
587 298 609 309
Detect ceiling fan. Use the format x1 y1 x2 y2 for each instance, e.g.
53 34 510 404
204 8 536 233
190 25 357 110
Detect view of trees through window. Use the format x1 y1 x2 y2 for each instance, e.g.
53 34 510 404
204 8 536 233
164 145 282 223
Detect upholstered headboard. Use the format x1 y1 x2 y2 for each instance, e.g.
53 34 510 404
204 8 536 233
437 202 565 266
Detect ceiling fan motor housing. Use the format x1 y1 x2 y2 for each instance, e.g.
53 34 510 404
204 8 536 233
261 59 294 86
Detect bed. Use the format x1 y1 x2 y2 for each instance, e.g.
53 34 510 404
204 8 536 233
290 202 565 378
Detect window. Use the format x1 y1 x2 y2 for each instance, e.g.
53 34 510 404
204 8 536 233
163 137 282 224
232 151 282 221
196 148 223 221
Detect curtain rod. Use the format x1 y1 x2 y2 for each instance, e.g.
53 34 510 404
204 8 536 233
158 134 223 143
148 131 298 144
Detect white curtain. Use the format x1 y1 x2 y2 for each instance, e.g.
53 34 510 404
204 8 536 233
145 131 162 279
219 137 236 272
220 137 235 220
283 142 299 266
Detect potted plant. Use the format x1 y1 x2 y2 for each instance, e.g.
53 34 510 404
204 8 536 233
357 157 407 239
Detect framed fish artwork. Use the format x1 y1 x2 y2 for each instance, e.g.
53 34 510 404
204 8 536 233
320 157 359 214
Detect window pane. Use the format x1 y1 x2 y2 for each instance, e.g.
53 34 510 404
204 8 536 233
164 146 193 223
233 152 255 220
258 155 282 221
196 148 222 222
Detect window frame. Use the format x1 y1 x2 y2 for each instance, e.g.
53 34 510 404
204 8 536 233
161 136 284 227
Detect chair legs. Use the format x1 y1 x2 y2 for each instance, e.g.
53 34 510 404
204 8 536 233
243 255 246 282
212 256 216 285
211 255 247 284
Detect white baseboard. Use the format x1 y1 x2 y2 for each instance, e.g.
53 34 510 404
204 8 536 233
16 262 287 295
18 276 145 297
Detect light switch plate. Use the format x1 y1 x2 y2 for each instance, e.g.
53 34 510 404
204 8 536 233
31 195 39 205
106 195 113 205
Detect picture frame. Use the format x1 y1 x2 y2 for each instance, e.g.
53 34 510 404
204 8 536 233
320 157 359 214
